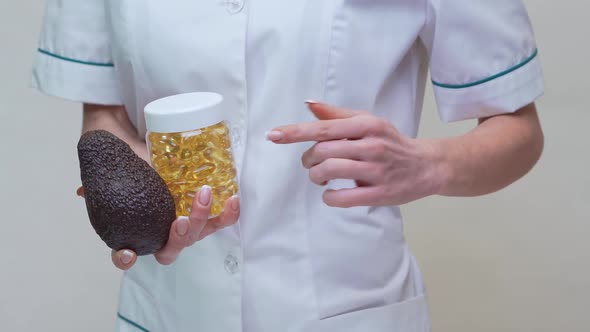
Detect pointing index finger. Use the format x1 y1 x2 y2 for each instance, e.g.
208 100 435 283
268 118 370 144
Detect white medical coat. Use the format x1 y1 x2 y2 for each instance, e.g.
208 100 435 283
33 0 544 331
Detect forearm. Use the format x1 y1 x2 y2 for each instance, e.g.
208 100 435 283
82 104 149 161
427 103 544 197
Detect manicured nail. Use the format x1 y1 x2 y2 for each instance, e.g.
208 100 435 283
305 99 321 105
199 185 212 206
176 217 189 236
265 130 283 141
121 250 134 265
230 195 240 212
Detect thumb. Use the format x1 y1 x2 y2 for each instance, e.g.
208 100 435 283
305 100 360 120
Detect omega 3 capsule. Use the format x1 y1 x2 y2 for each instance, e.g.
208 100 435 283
144 92 238 218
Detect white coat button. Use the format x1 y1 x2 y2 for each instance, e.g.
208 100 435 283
223 0 244 14
229 123 241 148
224 254 239 274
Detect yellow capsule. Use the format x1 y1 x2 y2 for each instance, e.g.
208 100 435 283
179 149 193 160
189 163 215 180
213 125 227 135
148 122 238 217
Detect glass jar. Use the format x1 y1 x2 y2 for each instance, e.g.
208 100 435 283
144 92 239 218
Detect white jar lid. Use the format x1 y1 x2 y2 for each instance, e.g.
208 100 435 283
144 92 225 133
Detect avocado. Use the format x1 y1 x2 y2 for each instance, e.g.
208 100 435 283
77 130 176 255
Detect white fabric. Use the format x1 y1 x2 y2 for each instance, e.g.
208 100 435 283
32 1 122 105
433 56 544 122
420 0 544 121
33 1 543 331
32 51 122 106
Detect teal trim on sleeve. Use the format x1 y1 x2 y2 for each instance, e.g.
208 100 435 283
117 313 150 332
38 48 115 67
432 49 538 89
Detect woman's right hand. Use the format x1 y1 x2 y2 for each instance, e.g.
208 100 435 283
77 186 240 270
79 104 240 269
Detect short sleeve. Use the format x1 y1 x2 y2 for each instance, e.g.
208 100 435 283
32 0 122 105
420 0 544 122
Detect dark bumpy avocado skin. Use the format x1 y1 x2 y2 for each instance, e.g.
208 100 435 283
77 130 176 255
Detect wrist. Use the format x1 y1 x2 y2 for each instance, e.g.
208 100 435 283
129 140 150 162
417 138 452 197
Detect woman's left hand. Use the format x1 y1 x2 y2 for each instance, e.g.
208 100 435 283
266 101 445 207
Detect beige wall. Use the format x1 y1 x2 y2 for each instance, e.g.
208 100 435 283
406 1 590 331
0 1 588 331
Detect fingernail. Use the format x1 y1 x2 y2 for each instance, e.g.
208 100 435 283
199 185 212 206
121 250 133 265
176 217 189 236
230 195 239 212
305 99 320 104
265 130 283 141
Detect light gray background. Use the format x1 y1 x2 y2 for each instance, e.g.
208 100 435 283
1 1 588 331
